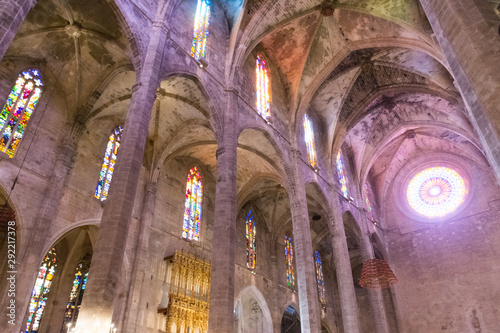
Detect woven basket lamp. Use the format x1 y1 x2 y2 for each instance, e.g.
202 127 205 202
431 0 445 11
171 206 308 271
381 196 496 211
0 203 16 230
359 259 398 289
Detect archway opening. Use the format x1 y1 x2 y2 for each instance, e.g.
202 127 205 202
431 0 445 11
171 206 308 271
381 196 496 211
281 305 300 333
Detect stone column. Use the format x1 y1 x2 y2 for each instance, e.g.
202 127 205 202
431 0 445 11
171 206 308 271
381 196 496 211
328 193 360 333
419 0 500 181
358 215 389 333
207 89 238 332
287 149 321 332
270 239 282 333
0 116 85 332
0 0 36 61
74 18 167 333
121 181 157 333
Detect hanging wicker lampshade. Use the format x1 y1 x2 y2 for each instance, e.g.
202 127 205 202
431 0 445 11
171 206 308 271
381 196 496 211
359 259 398 289
0 202 16 230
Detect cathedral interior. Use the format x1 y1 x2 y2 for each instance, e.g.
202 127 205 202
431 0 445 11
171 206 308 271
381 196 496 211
0 0 500 332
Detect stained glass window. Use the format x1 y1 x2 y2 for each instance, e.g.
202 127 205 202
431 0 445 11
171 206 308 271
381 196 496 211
24 248 57 333
94 126 123 201
336 150 348 198
191 0 211 61
256 55 271 121
303 114 317 169
364 184 374 220
314 251 326 304
284 235 295 287
182 167 203 241
0 69 43 158
62 254 91 330
246 210 256 270
407 167 467 218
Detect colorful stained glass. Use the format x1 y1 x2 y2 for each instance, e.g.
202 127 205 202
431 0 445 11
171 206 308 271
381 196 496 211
62 254 91 329
94 126 123 201
191 0 211 61
336 150 348 198
303 114 317 169
256 55 271 121
314 251 326 304
284 235 295 287
364 184 374 220
246 210 256 270
0 69 43 158
407 167 467 218
24 248 57 333
182 167 203 241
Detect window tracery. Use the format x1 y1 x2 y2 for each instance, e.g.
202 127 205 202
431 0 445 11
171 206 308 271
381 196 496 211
314 251 326 304
62 254 91 330
183 167 203 241
246 210 256 270
191 0 211 61
95 126 123 201
256 55 271 121
0 69 43 158
407 167 467 218
24 248 57 333
303 114 317 169
284 235 295 286
336 150 348 198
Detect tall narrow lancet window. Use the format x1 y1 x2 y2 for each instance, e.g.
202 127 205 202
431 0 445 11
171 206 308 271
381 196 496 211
256 55 271 121
303 114 317 169
314 251 326 304
94 126 123 201
0 69 43 158
191 0 211 61
182 167 203 241
336 150 349 198
364 184 374 220
24 248 57 333
284 235 295 286
62 254 91 330
246 210 256 270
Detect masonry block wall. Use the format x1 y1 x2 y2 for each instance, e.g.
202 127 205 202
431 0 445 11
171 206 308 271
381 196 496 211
1 0 500 332
386 166 500 333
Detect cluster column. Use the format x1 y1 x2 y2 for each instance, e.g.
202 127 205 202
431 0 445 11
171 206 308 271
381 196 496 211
122 181 158 333
419 0 500 181
74 17 168 332
288 149 321 332
328 192 360 333
358 216 389 333
207 89 238 332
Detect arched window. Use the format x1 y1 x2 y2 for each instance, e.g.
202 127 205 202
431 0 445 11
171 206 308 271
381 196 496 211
246 210 256 270
336 149 348 198
94 126 123 201
0 69 43 158
364 184 374 220
314 251 326 304
191 0 211 61
303 114 317 169
284 235 295 287
62 254 91 330
182 167 203 241
24 248 57 333
256 55 271 121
